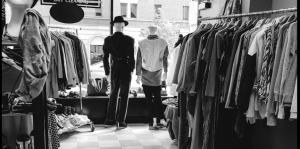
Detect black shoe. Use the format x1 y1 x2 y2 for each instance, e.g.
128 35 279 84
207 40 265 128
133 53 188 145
104 120 116 128
116 122 127 129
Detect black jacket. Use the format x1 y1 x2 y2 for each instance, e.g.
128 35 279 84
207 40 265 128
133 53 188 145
103 32 135 80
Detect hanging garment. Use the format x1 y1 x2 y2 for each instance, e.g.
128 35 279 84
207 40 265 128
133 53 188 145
65 32 85 82
178 28 209 93
277 22 297 119
265 20 294 124
290 77 297 119
167 44 180 96
80 40 92 85
172 34 191 85
16 9 51 100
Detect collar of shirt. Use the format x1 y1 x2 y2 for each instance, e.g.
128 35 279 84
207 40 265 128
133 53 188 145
114 32 124 36
147 35 159 40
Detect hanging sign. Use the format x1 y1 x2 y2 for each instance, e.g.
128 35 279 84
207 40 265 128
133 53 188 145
41 0 101 8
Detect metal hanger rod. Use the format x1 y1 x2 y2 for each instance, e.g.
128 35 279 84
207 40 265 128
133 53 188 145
198 7 297 21
48 25 81 30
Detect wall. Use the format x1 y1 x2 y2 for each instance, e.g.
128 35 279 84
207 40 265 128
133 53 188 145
271 0 297 17
249 0 272 12
272 0 297 9
198 0 222 24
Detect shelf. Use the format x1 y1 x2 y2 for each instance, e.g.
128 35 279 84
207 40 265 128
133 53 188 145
2 40 19 47
2 112 32 117
58 95 175 99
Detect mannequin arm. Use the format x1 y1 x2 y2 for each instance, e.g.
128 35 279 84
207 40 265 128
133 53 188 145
136 47 142 75
163 46 169 73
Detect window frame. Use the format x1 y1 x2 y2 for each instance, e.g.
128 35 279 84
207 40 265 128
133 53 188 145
183 6 189 21
120 3 128 18
120 2 137 19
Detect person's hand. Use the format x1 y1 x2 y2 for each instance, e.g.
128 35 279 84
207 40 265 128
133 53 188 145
162 72 167 81
15 96 32 103
136 75 141 84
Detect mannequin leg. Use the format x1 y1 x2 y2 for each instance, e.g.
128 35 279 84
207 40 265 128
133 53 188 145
153 117 157 127
142 85 156 127
153 85 167 126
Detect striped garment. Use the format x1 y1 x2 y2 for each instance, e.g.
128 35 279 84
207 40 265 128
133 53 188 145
258 24 277 103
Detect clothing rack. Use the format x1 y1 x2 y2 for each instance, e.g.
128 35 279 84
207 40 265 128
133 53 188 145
48 25 81 36
48 25 84 113
48 25 95 132
198 7 297 21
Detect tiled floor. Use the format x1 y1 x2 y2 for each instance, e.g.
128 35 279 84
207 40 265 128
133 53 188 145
59 124 178 149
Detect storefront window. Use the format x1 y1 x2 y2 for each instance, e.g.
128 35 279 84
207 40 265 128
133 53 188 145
131 3 137 18
121 3 128 18
90 45 104 65
95 8 102 16
183 6 189 20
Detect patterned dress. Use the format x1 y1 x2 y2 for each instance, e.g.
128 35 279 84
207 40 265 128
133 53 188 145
48 111 60 149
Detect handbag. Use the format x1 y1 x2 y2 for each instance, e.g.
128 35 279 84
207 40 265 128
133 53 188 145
15 134 31 149
87 78 108 96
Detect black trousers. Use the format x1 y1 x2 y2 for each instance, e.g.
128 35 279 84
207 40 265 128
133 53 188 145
142 84 164 120
106 78 131 123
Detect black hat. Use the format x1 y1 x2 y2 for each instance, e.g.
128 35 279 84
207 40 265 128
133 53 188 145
110 16 129 26
31 0 38 8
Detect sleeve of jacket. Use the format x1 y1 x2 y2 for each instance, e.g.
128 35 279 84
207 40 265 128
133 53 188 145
103 38 110 76
128 37 135 72
16 10 50 100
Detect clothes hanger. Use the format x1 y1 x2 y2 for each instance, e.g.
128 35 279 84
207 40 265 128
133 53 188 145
291 12 297 22
258 14 267 27
254 16 264 27
265 14 273 24
287 12 296 22
200 24 206 29
204 21 213 30
229 18 242 30
250 15 259 27
225 19 235 29
280 15 289 24
245 16 253 26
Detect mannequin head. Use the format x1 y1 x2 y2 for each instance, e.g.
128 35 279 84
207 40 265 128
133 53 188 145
148 25 158 35
6 0 34 8
5 0 34 37
114 22 125 32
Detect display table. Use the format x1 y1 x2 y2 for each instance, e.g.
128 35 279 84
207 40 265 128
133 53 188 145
2 112 33 149
57 95 174 124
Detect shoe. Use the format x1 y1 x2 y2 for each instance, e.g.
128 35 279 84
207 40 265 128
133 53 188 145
116 122 127 129
104 120 116 128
